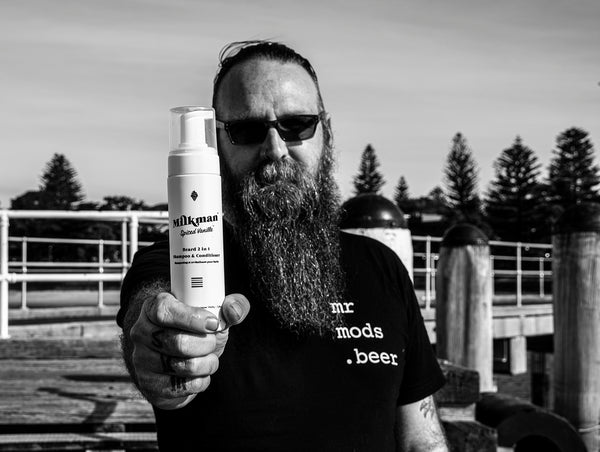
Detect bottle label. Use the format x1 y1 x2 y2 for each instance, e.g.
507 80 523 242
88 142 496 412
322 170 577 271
168 175 225 318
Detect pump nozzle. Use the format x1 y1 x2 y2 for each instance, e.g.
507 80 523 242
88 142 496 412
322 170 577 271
179 110 213 150
169 106 220 176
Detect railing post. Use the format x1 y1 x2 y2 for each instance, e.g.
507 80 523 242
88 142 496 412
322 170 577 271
516 242 522 307
539 257 545 298
97 239 104 308
430 254 437 305
128 215 139 263
490 255 495 297
0 212 10 339
425 236 432 309
21 237 28 310
121 219 128 276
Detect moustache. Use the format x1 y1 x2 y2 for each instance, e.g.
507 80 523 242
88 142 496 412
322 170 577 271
241 160 319 221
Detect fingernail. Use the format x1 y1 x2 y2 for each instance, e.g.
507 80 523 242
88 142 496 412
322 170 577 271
205 317 219 331
231 302 243 319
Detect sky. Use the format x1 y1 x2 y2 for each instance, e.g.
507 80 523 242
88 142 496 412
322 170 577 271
1 0 599 209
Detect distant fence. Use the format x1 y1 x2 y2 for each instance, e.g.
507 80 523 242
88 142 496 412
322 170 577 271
0 210 552 338
413 236 552 309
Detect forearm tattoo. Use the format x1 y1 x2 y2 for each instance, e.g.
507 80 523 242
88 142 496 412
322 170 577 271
419 398 436 419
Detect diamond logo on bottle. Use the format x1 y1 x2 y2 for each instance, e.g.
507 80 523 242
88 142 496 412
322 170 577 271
191 190 198 201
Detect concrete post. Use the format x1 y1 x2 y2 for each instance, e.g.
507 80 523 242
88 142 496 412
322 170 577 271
553 202 600 450
435 223 494 392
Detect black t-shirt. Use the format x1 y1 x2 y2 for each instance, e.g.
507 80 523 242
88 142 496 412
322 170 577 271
118 228 445 452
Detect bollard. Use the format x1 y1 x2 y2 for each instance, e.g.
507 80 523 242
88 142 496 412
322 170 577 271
553 202 600 451
340 194 413 280
435 223 494 392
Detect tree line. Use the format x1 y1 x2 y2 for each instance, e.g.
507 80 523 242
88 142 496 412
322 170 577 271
9 124 598 262
9 153 167 262
354 127 598 243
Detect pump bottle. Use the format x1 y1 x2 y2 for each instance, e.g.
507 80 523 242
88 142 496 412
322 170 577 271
168 106 225 324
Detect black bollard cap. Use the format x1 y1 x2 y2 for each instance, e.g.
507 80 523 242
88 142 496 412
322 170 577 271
553 202 600 234
441 223 488 247
340 194 407 229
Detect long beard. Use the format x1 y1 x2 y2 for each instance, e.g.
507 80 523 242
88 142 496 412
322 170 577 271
224 151 346 337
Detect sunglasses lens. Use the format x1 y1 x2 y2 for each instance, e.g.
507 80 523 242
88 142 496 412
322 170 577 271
228 121 268 145
277 116 319 141
224 115 321 145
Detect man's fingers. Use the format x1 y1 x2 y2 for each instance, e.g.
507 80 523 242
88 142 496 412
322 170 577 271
134 346 219 377
143 292 220 333
158 354 220 377
221 294 250 327
146 328 217 358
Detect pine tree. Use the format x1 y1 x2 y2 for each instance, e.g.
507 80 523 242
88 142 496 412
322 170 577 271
393 176 410 212
353 144 385 195
39 153 84 210
443 133 481 224
485 136 542 241
548 127 600 209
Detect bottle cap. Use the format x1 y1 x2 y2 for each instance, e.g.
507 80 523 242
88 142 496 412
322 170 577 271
168 106 220 176
170 106 217 152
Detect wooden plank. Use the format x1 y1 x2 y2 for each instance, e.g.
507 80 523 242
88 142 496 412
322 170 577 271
421 304 554 344
0 359 154 429
0 432 157 451
0 339 120 360
9 306 119 323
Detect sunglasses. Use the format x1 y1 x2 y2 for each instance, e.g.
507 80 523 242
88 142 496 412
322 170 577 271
216 113 325 145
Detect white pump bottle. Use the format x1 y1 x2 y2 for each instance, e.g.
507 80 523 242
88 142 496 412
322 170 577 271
168 106 225 324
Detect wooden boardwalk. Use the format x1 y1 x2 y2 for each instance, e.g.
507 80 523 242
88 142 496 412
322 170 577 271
0 331 156 450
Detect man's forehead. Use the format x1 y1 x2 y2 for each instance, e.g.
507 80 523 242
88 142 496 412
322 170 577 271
215 59 320 118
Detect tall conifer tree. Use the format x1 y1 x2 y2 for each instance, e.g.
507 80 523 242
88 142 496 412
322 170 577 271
39 153 84 210
443 133 481 224
548 127 599 209
393 176 410 212
353 144 385 195
485 136 542 241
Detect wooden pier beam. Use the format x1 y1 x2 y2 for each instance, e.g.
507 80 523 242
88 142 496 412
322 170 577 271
553 202 600 450
435 223 494 392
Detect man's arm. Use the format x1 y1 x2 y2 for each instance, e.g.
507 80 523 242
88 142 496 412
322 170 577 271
395 395 448 452
120 279 250 410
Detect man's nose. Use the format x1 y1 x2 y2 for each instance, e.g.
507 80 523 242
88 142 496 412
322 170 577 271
260 127 289 161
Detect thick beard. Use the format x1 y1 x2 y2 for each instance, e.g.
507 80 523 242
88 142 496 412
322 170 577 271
223 148 346 338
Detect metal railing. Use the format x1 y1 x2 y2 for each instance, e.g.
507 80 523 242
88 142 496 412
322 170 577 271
0 210 554 338
0 210 169 338
412 236 552 309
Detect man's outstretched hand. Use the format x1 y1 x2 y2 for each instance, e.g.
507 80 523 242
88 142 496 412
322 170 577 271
128 292 250 410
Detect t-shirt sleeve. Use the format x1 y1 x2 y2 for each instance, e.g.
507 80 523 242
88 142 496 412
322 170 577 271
395 258 446 405
116 241 170 328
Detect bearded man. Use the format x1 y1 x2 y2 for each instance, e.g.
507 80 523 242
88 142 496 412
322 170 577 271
118 41 448 451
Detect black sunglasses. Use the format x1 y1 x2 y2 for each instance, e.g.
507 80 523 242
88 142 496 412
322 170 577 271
216 113 325 145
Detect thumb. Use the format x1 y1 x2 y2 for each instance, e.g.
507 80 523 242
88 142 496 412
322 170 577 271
221 293 250 327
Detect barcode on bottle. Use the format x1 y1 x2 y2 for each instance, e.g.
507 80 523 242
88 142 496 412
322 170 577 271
191 277 203 288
